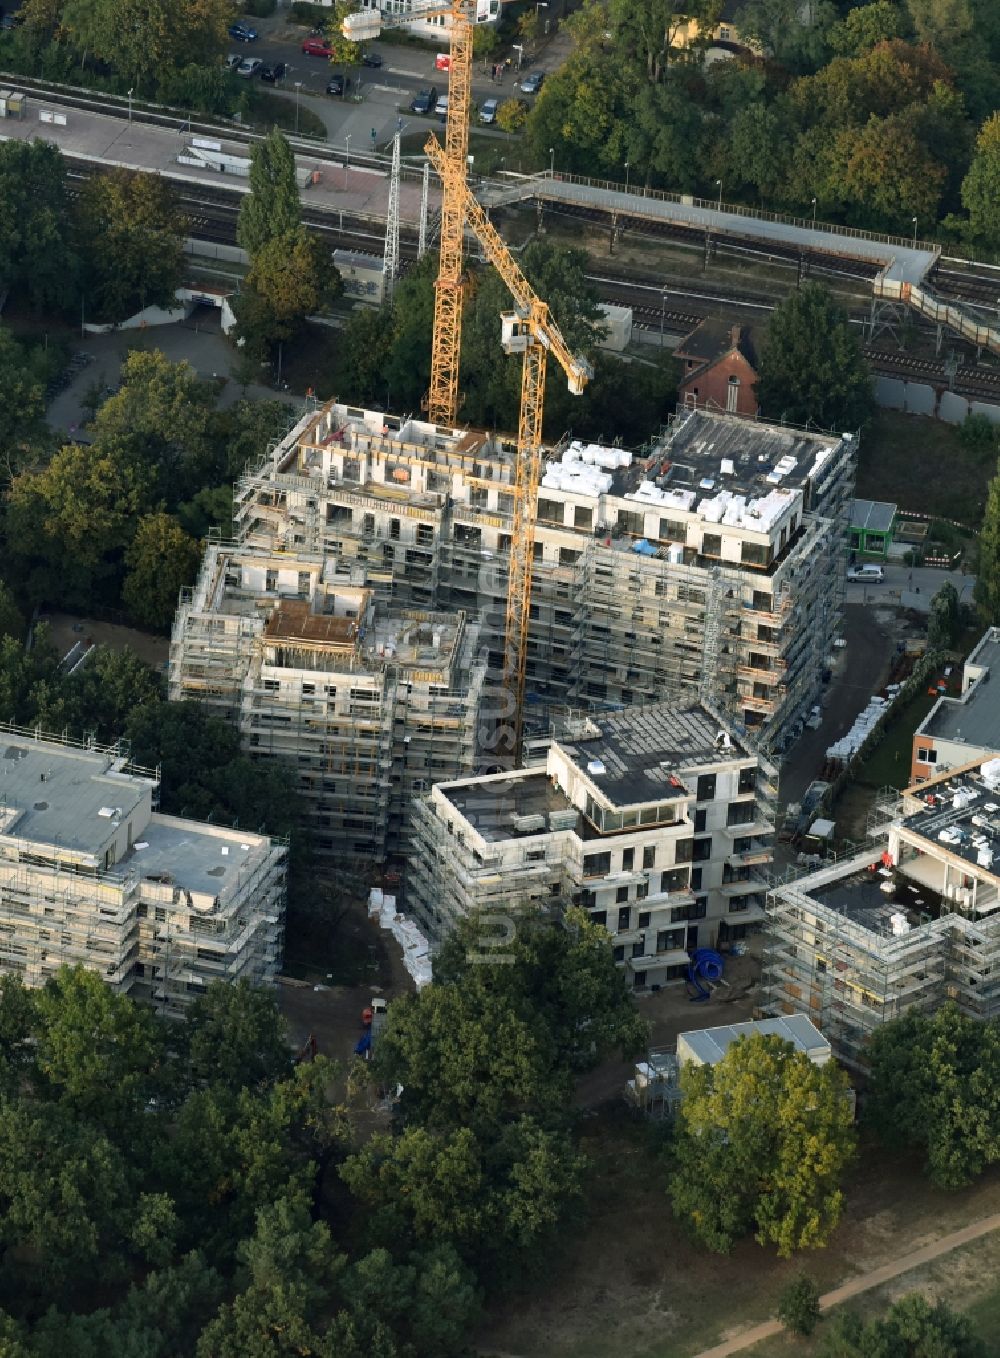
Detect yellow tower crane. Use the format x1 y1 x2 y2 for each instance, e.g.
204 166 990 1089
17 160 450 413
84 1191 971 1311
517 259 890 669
344 1 476 426
423 137 593 761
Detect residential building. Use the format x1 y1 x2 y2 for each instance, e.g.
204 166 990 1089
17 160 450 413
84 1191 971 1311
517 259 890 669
762 757 1000 1067
356 0 499 38
233 402 855 751
849 498 896 560
911 628 1000 782
169 542 487 859
406 701 777 986
675 319 760 416
0 725 286 1012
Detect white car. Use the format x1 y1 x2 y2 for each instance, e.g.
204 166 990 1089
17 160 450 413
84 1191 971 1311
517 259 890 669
436 93 449 122
237 57 262 78
847 564 884 583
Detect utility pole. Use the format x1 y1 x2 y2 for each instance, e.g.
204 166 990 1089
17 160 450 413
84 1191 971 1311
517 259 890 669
417 160 430 259
384 129 401 303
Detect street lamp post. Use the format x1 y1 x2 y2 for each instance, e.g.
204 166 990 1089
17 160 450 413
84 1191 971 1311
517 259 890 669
716 178 722 209
624 160 630 194
127 87 133 125
549 146 554 176
345 133 351 169
294 81 302 135
811 196 817 225
660 286 667 348
912 215 918 246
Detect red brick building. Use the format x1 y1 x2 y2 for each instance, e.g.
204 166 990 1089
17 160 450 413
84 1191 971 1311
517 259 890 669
676 319 760 417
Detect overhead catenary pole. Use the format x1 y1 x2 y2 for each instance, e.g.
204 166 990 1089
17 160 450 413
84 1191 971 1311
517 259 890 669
384 130 401 303
418 161 430 259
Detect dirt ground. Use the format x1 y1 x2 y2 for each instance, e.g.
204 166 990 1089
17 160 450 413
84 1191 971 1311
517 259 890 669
277 895 415 1069
574 942 763 1108
39 610 170 670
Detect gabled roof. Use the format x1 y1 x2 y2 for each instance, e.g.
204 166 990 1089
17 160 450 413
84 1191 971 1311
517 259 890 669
675 318 758 372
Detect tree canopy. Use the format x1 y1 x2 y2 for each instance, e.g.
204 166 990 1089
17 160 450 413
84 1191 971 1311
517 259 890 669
754 284 874 430
669 1033 857 1257
866 1004 1000 1189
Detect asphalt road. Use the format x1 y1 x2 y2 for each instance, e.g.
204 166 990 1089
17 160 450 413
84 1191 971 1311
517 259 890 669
846 561 973 613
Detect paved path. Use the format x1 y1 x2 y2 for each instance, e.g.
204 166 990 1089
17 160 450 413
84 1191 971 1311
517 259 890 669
690 1211 1000 1358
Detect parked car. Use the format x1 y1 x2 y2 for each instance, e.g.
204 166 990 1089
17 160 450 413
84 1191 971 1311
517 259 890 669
302 35 332 56
236 57 262 78
847 564 885 583
259 61 286 82
479 97 499 125
228 21 257 41
361 50 382 67
519 70 544 94
326 73 349 95
409 85 438 114
435 93 449 122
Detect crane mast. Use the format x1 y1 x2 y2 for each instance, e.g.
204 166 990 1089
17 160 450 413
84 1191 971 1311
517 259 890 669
424 136 592 761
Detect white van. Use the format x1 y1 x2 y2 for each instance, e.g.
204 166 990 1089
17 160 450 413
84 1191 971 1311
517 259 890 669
847 564 884 583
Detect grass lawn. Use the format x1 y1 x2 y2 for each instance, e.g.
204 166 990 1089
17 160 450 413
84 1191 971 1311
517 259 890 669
483 1108 1000 1358
853 687 940 790
857 411 991 527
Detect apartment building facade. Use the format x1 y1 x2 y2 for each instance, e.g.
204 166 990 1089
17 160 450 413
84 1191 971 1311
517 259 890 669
911 627 1000 782
406 702 776 987
233 403 855 752
763 758 1000 1067
169 543 487 858
0 725 286 1013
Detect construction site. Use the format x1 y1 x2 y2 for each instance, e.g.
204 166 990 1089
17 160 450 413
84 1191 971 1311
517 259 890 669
762 758 1000 1068
169 543 487 858
0 725 286 1013
406 701 777 986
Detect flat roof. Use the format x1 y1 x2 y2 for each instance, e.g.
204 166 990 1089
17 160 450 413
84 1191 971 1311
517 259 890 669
126 815 273 900
851 498 896 533
0 739 148 857
440 770 583 842
556 703 750 806
658 409 843 504
901 767 1000 880
811 868 941 931
922 667 1000 753
679 1015 830 1064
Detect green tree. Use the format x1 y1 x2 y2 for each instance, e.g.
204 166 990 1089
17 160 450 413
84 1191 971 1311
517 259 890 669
755 283 873 429
56 646 163 744
0 328 48 458
669 1034 856 1257
0 141 77 311
323 0 362 67
239 228 343 350
0 583 25 644
238 129 302 261
122 513 202 630
733 0 837 71
76 169 187 323
866 1005 1000 1189
30 967 166 1135
778 1273 822 1336
961 113 1000 248
61 0 230 91
820 1293 986 1358
336 306 395 405
975 458 1000 625
496 97 529 133
829 1 903 55
927 581 960 649
182 982 292 1095
605 0 722 82
905 0 974 52
5 438 159 608
727 102 788 202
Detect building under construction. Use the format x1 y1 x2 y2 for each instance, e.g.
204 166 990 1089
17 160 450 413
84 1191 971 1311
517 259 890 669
169 542 487 858
406 700 777 985
233 401 855 750
762 758 1000 1067
0 725 286 1012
